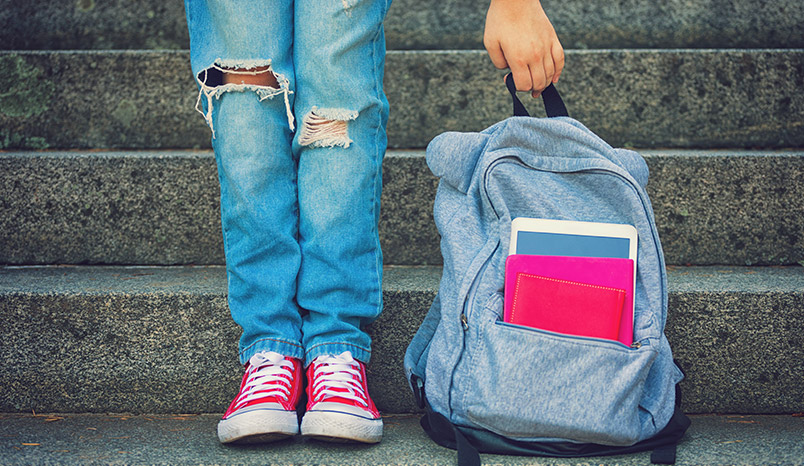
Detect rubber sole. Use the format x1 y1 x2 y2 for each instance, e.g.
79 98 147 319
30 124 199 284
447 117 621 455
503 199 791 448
300 410 383 444
217 408 299 444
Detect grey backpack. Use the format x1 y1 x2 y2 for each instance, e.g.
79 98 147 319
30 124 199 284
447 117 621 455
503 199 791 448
404 78 690 465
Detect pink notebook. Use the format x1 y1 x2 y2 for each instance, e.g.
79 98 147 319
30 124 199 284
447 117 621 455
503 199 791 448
504 254 635 345
508 273 624 341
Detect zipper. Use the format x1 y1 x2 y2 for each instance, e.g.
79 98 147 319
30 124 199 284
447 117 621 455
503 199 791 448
497 320 649 350
459 240 500 332
445 237 499 408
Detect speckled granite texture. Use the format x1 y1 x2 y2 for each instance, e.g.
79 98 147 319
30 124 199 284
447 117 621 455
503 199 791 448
0 265 801 414
1 150 801 266
1 413 803 466
2 0 802 50
1 50 802 150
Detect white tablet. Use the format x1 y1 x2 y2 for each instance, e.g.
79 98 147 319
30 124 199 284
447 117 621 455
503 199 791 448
509 217 638 262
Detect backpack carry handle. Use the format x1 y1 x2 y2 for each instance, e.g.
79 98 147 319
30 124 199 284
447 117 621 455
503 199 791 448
505 73 569 118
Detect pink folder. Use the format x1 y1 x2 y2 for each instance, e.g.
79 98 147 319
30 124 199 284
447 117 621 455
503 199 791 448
503 254 635 345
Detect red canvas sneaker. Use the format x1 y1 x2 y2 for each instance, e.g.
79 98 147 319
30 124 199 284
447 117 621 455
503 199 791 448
217 351 302 444
300 351 383 443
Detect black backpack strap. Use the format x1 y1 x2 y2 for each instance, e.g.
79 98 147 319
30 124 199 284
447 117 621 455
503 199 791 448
422 400 689 464
649 403 691 463
455 423 482 466
649 366 692 464
420 405 481 466
650 443 678 464
648 407 689 464
504 73 569 118
421 401 689 465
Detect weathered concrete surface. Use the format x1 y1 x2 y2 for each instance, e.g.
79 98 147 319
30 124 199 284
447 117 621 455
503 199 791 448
385 0 804 50
0 265 802 415
0 265 436 415
386 50 804 149
1 50 802 150
665 266 804 414
2 150 802 266
2 0 803 50
1 413 803 466
0 151 224 265
0 0 189 51
645 150 804 267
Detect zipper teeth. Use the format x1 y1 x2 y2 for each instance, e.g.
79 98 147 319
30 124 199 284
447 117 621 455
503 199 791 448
462 241 500 324
497 320 647 350
447 237 500 408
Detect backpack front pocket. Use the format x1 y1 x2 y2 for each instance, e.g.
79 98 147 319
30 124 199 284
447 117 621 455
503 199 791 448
456 293 658 446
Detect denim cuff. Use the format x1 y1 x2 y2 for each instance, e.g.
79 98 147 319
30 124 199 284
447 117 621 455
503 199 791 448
304 342 371 367
239 337 305 365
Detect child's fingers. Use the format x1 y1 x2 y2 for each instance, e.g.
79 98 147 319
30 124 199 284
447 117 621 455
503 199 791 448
533 64 548 93
529 62 548 99
485 40 509 70
551 43 565 83
542 55 555 87
524 59 550 99
511 63 533 93
552 66 563 84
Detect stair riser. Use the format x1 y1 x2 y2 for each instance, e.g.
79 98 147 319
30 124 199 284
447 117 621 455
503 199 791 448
2 151 802 266
1 50 802 150
1 266 802 414
3 0 803 50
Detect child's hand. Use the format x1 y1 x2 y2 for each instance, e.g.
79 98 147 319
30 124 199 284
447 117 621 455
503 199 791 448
484 0 564 98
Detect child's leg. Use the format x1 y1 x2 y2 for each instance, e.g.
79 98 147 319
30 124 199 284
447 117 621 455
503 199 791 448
292 0 391 365
185 0 303 364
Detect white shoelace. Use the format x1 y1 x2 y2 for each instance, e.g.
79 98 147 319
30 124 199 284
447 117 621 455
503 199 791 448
233 351 294 410
310 351 368 407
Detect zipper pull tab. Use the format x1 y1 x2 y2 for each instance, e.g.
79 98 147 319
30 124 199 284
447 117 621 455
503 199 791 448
631 341 642 349
460 313 469 331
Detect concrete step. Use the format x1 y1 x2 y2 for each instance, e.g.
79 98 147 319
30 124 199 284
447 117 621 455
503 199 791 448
1 265 802 415
1 412 803 466
2 149 802 267
2 0 803 51
1 49 802 150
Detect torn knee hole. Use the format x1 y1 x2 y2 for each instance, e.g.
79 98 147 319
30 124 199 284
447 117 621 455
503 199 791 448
221 66 280 88
299 107 358 148
194 60 295 135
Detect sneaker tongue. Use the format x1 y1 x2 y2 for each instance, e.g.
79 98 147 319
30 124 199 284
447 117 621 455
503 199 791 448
250 351 285 367
319 394 361 406
318 351 354 365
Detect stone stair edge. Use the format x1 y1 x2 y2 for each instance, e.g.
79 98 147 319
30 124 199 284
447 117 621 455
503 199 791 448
1 264 802 414
4 47 804 54
5 148 804 157
2 263 803 292
2 148 803 267
1 413 802 466
1 49 802 150
3 0 804 51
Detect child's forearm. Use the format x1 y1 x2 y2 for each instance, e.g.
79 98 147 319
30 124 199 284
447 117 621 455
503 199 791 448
483 0 564 98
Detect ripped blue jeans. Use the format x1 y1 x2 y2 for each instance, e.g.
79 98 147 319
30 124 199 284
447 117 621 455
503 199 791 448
185 0 391 366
